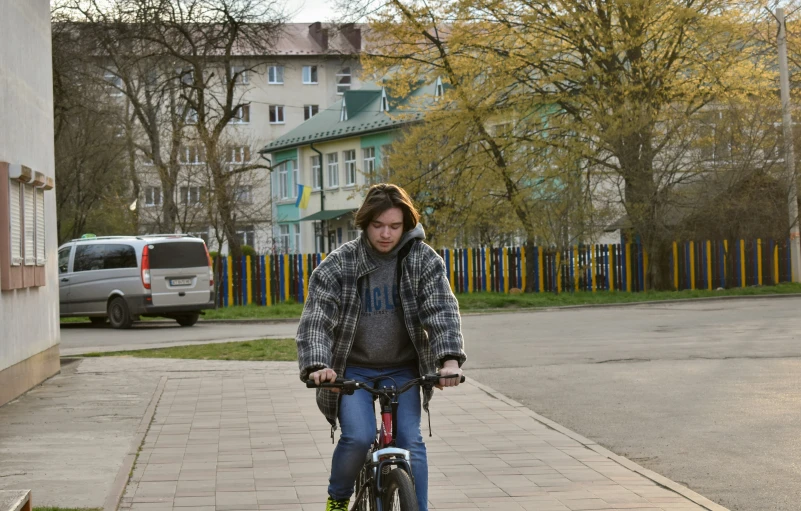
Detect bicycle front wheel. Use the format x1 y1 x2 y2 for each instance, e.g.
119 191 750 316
381 469 418 511
354 464 375 511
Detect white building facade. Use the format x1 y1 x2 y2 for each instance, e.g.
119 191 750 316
0 0 61 406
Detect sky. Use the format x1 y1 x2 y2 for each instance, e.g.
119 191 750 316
288 0 338 23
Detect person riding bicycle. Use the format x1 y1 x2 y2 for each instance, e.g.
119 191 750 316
296 183 466 511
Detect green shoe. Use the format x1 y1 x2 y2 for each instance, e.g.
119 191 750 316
326 496 349 511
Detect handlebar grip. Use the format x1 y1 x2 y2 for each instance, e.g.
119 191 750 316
306 377 347 388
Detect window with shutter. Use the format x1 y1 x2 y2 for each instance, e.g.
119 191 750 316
9 180 22 266
36 188 45 265
23 184 35 265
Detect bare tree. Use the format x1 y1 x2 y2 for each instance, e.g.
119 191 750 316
62 0 286 256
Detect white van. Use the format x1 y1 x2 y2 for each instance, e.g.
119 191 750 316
58 234 215 328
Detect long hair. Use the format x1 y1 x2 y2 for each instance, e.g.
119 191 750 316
354 183 420 232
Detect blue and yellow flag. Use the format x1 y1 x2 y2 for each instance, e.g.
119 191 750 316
295 184 313 209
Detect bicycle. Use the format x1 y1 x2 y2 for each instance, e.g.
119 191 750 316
306 373 465 511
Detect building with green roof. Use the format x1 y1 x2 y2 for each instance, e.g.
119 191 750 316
260 79 443 253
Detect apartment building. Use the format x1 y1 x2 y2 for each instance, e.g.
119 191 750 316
262 81 443 253
136 22 364 254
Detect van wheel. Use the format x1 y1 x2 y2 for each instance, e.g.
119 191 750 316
176 313 199 327
89 317 107 325
108 297 133 329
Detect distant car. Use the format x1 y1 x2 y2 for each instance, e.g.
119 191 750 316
57 235 215 328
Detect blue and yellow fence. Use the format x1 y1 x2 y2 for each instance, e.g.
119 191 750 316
670 239 793 291
212 239 794 307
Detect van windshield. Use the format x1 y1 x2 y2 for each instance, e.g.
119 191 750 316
148 241 208 269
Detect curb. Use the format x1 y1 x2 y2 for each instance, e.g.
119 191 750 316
466 378 729 511
103 375 168 511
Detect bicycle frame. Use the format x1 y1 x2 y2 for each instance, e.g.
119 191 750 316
307 373 464 511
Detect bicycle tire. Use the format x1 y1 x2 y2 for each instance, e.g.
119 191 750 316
381 469 418 511
354 465 375 511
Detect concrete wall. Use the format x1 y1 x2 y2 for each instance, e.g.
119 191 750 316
0 0 60 406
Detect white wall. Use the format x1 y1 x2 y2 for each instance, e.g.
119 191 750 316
0 0 60 371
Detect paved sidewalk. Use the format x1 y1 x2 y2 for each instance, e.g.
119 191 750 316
109 358 724 511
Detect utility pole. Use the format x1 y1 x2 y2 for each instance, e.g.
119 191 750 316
778 7 801 282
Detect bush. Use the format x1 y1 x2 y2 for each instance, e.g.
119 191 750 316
241 245 257 257
209 251 219 260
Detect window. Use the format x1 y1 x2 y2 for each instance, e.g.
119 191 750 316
23 183 34 265
303 65 318 84
228 146 251 163
311 155 321 190
35 188 44 266
347 225 359 242
344 150 356 185
104 244 138 270
363 147 376 183
58 247 71 274
231 66 249 84
268 66 284 84
279 224 290 251
340 98 348 122
180 186 204 206
269 105 285 124
104 70 123 96
293 224 301 252
144 186 162 207
327 153 339 187
304 104 319 120
379 145 391 180
231 105 250 124
235 185 253 204
185 108 198 124
177 68 194 85
179 145 205 165
236 225 256 247
292 162 299 198
149 241 208 268
2 165 53 289
336 67 352 94
73 244 105 272
313 222 323 253
435 77 444 98
278 162 289 199
72 244 136 272
9 180 21 265
379 88 389 112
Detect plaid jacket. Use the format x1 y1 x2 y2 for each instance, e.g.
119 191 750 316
296 235 466 426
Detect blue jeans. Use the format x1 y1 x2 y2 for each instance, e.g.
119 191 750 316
328 365 428 511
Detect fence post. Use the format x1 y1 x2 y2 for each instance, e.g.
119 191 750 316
773 240 779 285
641 244 647 292
672 242 679 290
537 247 544 292
757 239 763 286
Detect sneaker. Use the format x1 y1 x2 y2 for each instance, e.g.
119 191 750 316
325 496 349 511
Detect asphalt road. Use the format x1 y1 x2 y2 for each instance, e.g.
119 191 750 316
60 296 801 510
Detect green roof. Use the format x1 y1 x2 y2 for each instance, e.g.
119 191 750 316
261 81 440 153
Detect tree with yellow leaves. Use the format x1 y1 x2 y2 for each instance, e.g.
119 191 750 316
355 0 775 289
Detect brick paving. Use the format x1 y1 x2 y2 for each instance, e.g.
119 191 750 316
116 360 717 511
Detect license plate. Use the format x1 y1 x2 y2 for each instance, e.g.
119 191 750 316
170 279 192 286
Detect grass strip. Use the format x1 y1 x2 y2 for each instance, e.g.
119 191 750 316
79 338 297 361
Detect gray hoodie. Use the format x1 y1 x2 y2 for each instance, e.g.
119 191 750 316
347 224 426 368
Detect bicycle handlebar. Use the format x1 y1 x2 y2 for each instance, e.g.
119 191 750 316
305 373 465 394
